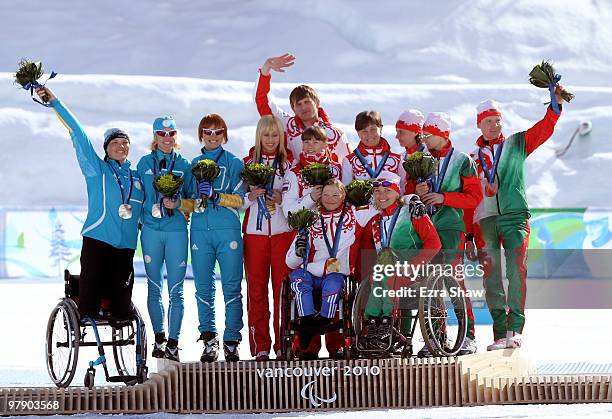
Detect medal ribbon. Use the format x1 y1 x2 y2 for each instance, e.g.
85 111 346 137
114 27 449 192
320 205 347 259
478 142 503 184
354 147 390 179
379 206 401 249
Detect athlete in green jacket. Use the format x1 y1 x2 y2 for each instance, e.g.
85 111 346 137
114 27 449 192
464 86 566 351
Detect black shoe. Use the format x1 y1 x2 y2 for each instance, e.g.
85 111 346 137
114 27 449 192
198 332 219 362
298 351 319 361
152 333 167 358
164 338 180 362
223 341 240 362
328 348 345 360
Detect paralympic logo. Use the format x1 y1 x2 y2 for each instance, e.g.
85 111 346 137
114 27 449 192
300 380 337 407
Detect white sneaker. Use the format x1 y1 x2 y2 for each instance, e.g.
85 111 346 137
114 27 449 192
506 331 522 348
457 337 477 355
486 338 507 351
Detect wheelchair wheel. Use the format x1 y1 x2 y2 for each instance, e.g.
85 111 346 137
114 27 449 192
418 273 467 357
46 298 80 388
351 279 372 349
112 306 147 378
278 279 296 361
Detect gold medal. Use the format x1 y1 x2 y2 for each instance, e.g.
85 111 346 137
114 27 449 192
152 203 162 218
266 200 276 215
118 204 133 219
325 257 341 273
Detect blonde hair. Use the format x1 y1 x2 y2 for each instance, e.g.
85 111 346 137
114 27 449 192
254 115 288 174
150 131 182 151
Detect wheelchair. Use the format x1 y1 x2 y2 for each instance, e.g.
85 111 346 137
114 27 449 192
45 270 148 388
350 271 468 358
278 274 359 361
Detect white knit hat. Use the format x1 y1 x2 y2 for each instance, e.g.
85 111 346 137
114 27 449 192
423 112 451 140
477 99 502 125
395 109 425 133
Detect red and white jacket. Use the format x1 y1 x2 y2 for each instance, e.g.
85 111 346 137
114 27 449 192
254 71 351 163
286 204 375 277
341 138 406 190
242 148 294 236
282 151 342 218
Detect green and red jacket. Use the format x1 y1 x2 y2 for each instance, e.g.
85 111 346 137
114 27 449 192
464 105 562 235
429 140 482 232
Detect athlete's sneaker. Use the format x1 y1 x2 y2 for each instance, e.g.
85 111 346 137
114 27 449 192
223 341 240 362
255 351 269 361
457 337 477 355
164 339 180 362
152 333 167 358
199 332 219 363
486 337 508 351
506 331 522 348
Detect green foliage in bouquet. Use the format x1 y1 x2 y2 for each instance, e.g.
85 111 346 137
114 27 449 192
241 163 275 187
529 60 574 102
192 159 221 182
153 173 183 216
14 59 44 88
346 179 373 207
375 247 398 269
300 163 333 186
402 151 438 182
192 159 221 209
153 173 183 196
287 207 319 232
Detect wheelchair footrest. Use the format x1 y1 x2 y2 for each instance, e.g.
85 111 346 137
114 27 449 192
107 375 138 383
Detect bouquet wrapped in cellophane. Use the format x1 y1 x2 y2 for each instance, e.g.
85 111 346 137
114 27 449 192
241 163 276 230
153 173 183 217
346 179 373 207
192 160 221 210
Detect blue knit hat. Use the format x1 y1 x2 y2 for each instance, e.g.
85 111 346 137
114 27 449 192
153 116 177 132
103 128 130 152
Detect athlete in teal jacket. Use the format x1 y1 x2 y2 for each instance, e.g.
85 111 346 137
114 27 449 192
137 116 193 361
36 86 143 318
190 114 245 362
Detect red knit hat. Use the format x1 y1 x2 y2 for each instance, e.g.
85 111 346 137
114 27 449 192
423 112 451 140
477 99 502 125
395 109 425 133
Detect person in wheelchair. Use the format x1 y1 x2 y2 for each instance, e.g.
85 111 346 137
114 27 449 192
360 173 441 351
35 86 143 320
285 178 374 351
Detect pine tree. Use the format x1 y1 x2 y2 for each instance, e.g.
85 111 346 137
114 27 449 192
49 220 71 277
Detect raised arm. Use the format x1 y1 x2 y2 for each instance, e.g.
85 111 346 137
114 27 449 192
254 54 295 119
35 87 101 177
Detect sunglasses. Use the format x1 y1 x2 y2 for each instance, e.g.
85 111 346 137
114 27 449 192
155 130 177 137
202 128 225 136
372 180 396 188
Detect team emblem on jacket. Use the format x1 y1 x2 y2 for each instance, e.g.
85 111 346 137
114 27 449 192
229 241 238 250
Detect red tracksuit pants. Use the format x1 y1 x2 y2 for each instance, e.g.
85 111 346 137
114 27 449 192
244 231 294 357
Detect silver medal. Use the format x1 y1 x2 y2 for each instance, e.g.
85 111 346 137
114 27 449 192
193 199 205 213
118 204 133 219
152 203 162 218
